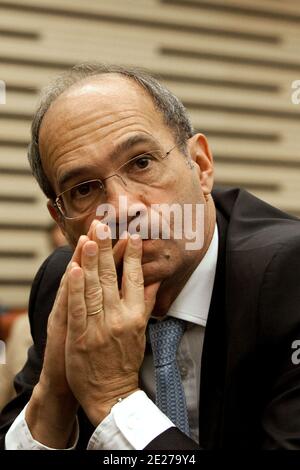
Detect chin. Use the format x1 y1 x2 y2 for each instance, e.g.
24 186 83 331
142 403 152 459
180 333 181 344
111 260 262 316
141 239 179 283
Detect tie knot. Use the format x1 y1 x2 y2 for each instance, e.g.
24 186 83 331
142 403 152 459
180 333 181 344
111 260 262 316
149 317 186 367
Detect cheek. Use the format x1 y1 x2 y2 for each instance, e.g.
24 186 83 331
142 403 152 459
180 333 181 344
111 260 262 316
142 238 183 264
64 215 94 248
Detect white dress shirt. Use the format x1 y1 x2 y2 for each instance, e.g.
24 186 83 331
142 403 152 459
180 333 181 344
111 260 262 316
5 227 218 450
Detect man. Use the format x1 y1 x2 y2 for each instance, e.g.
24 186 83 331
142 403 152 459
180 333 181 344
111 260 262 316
0 63 300 450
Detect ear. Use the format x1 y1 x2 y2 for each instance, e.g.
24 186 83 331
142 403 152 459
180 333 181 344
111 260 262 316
187 133 214 196
47 200 67 238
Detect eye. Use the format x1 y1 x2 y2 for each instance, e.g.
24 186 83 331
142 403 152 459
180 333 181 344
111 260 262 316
135 157 150 169
132 155 153 170
72 182 93 199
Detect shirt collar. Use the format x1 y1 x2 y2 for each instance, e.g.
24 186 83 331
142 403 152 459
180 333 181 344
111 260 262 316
167 225 219 327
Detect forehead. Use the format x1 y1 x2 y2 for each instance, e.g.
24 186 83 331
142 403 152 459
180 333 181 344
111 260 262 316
39 75 173 192
40 74 167 145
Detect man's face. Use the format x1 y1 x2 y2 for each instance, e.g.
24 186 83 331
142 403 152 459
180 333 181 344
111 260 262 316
39 74 213 286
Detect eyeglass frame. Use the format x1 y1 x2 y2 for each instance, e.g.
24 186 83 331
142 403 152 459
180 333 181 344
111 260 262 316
53 144 177 220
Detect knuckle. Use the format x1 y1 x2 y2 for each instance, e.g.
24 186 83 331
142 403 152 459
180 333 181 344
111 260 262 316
71 304 85 318
134 315 147 333
72 335 87 354
110 317 124 337
85 284 102 301
99 269 118 285
125 257 141 269
70 282 82 294
84 264 98 276
99 240 112 251
127 270 144 287
111 325 123 337
127 249 140 260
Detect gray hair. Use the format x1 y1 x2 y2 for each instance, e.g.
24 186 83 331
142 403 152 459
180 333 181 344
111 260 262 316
28 63 194 200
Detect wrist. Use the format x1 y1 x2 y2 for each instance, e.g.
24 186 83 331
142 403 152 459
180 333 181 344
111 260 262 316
32 380 78 415
25 382 78 448
84 387 140 427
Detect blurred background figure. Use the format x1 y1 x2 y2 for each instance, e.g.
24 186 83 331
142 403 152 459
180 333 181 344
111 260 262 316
0 313 31 411
47 222 68 251
0 0 300 406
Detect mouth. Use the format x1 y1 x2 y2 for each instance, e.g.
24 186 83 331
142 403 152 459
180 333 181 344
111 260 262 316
115 238 160 287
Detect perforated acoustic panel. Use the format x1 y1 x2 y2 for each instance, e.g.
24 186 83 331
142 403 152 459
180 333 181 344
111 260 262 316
0 0 300 307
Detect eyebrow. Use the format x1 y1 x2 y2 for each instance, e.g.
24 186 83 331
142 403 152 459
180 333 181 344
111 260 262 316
57 134 161 193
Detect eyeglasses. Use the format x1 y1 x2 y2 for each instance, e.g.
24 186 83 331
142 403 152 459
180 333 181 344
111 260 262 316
54 145 176 220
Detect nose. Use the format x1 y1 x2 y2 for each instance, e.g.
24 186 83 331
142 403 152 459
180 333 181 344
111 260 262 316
104 172 127 189
103 175 145 232
104 173 135 204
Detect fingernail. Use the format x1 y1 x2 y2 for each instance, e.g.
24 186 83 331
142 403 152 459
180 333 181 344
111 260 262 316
120 230 129 240
85 242 97 256
96 223 111 240
89 219 97 229
130 233 141 245
79 235 88 244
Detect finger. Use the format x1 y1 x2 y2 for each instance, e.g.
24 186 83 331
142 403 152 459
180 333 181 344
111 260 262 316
54 234 87 307
112 232 129 291
48 272 68 328
112 233 129 268
122 234 144 309
87 219 99 239
96 223 120 310
67 265 87 338
91 224 129 271
50 235 88 328
81 241 103 320
144 282 161 318
52 272 66 311
71 234 89 265
50 260 75 326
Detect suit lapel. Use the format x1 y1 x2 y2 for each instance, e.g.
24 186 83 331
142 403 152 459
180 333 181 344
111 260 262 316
198 209 228 449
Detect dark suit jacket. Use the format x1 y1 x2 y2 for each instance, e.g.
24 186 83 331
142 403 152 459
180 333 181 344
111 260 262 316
1 187 300 450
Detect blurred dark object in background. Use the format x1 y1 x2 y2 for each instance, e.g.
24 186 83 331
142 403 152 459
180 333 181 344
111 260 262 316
47 222 68 250
0 307 27 342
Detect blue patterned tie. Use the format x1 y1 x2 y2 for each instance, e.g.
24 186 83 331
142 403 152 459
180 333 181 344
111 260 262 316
149 317 190 436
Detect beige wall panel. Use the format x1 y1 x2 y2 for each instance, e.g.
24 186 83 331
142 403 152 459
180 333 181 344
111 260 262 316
166 82 300 116
0 230 50 253
0 7 298 68
0 286 31 308
215 162 300 213
2 0 300 35
0 148 30 170
0 258 45 279
2 91 38 116
0 57 290 90
0 121 30 143
209 141 300 164
0 65 59 88
0 174 40 197
0 201 49 225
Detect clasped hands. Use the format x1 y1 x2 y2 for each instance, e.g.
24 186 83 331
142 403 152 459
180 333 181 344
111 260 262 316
26 220 160 448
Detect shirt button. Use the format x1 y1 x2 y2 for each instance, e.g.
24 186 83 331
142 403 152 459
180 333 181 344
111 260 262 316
180 366 188 378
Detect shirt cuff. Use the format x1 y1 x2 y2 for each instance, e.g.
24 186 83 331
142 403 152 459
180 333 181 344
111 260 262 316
87 390 174 450
5 404 79 450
